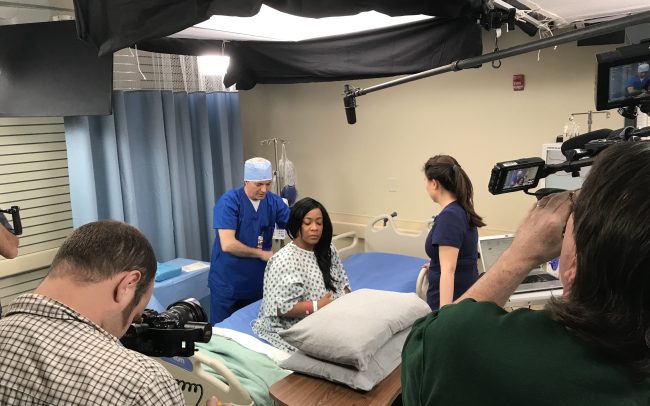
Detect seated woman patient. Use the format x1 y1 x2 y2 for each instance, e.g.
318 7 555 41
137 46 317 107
253 197 351 352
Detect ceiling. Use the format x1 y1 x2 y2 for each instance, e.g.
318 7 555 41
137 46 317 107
512 0 650 28
2 0 650 41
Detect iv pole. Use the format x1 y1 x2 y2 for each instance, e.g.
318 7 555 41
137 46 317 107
260 137 289 247
259 138 287 195
569 110 610 132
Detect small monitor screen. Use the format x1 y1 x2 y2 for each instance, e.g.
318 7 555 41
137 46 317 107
608 61 650 105
502 166 539 191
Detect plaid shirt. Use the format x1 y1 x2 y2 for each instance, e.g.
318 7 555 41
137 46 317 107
0 294 185 405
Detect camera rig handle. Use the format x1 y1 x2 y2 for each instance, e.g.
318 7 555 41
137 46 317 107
0 206 22 236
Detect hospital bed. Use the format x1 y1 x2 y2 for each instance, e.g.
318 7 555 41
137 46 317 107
156 213 429 406
155 213 563 405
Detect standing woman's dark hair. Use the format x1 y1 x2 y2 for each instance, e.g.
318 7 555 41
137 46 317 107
286 197 338 292
424 155 485 228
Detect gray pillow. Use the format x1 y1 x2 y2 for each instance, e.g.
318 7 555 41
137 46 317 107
279 328 409 391
278 289 430 371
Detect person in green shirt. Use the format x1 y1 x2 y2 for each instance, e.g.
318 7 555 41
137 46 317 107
402 141 650 405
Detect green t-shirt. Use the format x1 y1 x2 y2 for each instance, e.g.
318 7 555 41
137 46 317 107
401 299 648 406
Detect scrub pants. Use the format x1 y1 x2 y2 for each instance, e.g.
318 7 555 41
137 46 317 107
210 292 260 325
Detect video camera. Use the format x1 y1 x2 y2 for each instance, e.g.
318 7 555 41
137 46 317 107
120 298 212 357
488 126 650 196
0 206 22 235
595 40 650 119
489 41 650 196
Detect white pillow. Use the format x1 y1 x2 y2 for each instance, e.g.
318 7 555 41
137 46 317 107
278 289 430 371
279 328 409 391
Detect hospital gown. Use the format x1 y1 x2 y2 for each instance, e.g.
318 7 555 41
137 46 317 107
252 242 350 352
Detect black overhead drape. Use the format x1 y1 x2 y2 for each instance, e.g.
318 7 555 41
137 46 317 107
137 18 483 90
73 0 485 56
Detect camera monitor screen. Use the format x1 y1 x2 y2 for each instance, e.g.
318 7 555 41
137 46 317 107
607 62 649 105
502 166 539 191
596 43 650 111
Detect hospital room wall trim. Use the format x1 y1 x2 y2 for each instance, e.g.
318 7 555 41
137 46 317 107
239 31 623 235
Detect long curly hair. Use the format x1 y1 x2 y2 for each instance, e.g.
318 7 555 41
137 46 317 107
286 197 338 292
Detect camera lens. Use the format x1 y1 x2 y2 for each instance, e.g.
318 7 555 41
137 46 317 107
165 298 207 326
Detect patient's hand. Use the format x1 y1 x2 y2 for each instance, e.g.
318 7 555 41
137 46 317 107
318 291 334 309
206 395 232 406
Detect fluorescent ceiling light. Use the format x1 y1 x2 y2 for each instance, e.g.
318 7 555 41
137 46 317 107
183 5 432 41
197 55 230 76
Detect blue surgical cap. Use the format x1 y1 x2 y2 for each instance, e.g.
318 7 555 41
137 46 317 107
244 157 272 181
639 63 649 73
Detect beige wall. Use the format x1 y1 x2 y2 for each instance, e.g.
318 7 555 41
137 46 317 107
239 32 623 235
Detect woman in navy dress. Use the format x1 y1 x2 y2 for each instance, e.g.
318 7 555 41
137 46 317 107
423 155 485 310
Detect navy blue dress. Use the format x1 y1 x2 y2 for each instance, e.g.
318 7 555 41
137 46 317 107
425 201 479 310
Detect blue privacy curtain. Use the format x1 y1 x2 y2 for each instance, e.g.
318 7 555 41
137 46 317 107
64 90 243 262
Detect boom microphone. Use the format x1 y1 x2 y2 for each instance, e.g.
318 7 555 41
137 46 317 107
560 128 612 157
343 84 357 125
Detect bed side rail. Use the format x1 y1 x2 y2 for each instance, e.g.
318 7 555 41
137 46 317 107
155 352 254 406
332 231 359 260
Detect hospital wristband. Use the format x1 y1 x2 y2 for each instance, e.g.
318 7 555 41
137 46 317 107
305 300 312 315
312 300 318 312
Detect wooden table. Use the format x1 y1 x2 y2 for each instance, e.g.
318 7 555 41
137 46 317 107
269 366 401 406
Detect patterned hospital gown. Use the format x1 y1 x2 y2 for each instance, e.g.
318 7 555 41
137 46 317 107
252 242 350 352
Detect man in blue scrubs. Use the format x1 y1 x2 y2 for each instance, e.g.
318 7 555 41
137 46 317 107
209 158 290 324
625 62 649 97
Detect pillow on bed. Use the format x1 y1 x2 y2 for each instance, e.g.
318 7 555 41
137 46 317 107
278 289 430 371
279 328 409 391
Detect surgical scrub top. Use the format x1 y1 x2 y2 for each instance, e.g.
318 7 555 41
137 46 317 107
625 76 649 96
209 187 290 299
425 201 478 310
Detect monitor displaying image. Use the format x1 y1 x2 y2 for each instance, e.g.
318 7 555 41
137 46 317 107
502 166 539 191
596 43 650 111
608 61 650 105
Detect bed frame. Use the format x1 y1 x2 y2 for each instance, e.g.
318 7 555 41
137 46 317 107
337 214 432 300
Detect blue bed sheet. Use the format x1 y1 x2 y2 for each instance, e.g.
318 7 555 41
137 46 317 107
215 252 427 337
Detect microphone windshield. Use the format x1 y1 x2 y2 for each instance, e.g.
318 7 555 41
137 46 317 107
343 84 357 125
560 128 612 157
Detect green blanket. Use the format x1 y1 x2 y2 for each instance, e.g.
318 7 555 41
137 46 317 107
196 336 291 406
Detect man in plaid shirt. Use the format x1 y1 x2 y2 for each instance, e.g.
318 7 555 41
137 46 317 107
0 220 185 405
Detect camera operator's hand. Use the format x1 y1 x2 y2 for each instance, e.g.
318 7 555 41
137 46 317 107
508 191 573 268
0 216 18 259
458 191 572 307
